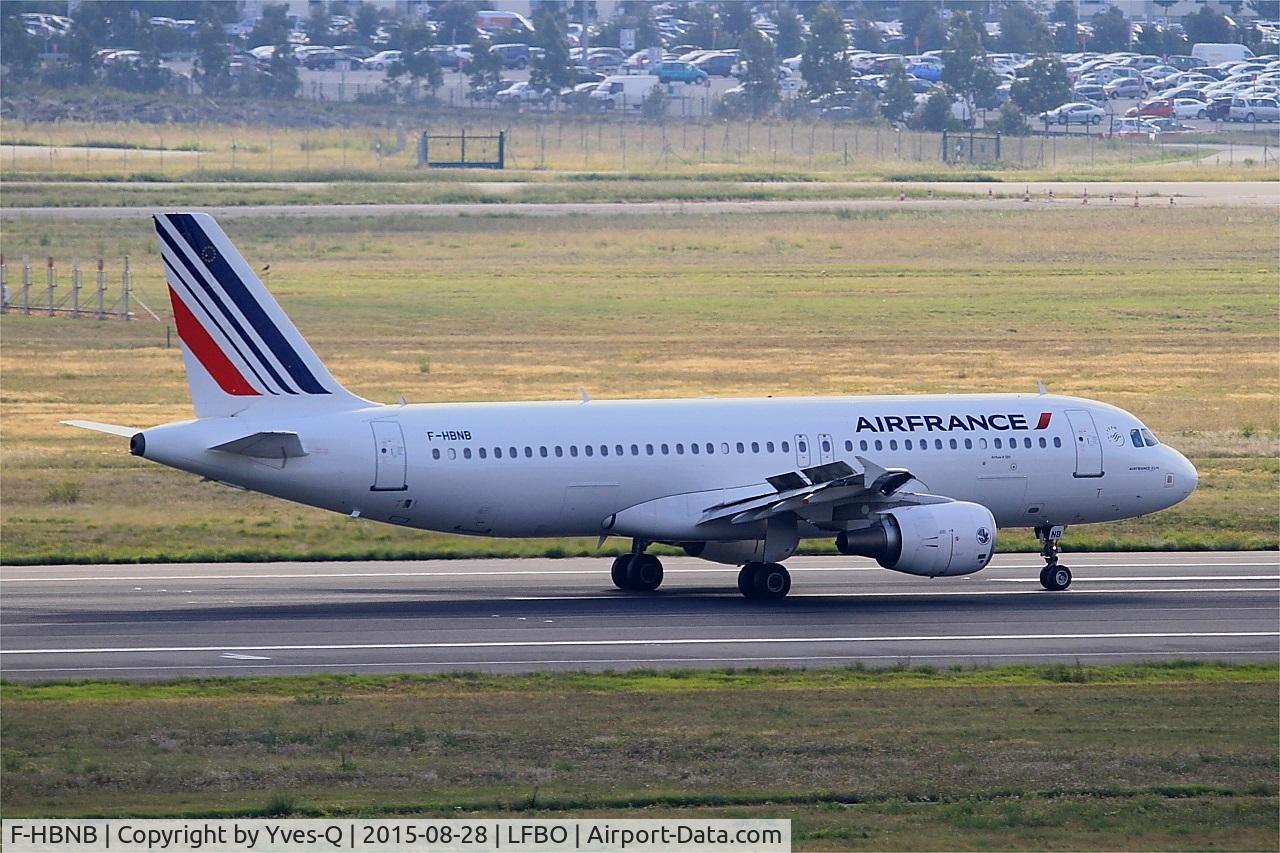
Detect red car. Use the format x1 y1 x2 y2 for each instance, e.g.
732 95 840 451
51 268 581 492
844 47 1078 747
1125 97 1174 118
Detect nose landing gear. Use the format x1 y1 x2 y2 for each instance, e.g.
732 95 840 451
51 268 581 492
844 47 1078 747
1035 525 1072 591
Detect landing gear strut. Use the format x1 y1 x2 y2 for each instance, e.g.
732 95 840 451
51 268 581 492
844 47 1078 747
737 561 791 600
611 542 663 592
1035 525 1071 591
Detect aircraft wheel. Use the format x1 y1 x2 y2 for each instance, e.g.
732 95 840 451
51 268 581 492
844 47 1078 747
738 562 762 598
626 553 664 592
610 555 632 590
1040 564 1072 591
752 562 792 600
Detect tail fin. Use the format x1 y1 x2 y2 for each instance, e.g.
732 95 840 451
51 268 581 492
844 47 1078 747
154 212 366 418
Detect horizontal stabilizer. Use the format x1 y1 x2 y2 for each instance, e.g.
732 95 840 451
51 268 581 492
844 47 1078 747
211 431 307 459
61 420 138 437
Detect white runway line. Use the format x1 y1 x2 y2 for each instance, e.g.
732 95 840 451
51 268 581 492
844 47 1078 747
507 586 1279 600
4 631 1276 657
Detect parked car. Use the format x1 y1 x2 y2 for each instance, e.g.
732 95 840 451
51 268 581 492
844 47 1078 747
335 45 375 61
492 43 532 70
1040 102 1106 125
694 52 737 77
1228 96 1280 122
1125 97 1173 118
365 50 401 70
1109 117 1156 137
1143 117 1196 134
1205 94 1235 120
1103 76 1145 99
495 81 554 106
466 79 513 101
656 60 708 84
1170 97 1210 119
1072 83 1107 103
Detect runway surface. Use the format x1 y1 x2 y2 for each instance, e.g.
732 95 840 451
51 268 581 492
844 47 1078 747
2 552 1276 681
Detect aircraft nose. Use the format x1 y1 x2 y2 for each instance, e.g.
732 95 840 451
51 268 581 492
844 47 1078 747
1170 448 1198 502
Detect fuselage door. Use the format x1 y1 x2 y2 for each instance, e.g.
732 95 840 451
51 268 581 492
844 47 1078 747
817 433 835 464
794 433 811 468
371 421 408 491
1065 409 1103 478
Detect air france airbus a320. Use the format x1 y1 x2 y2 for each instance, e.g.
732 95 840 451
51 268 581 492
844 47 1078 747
67 213 1198 600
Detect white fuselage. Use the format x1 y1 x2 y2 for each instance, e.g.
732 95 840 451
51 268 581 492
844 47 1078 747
137 393 1197 544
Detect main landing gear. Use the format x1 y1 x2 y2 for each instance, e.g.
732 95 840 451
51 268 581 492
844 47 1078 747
611 546 664 592
1036 525 1072 591
737 561 792 600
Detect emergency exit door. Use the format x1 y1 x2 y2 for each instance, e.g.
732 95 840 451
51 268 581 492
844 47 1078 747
371 421 408 491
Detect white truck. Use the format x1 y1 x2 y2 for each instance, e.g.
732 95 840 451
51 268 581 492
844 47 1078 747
1190 43 1255 65
590 74 663 110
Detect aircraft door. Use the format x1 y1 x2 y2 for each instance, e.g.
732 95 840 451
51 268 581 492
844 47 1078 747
371 421 408 491
794 434 811 467
817 433 835 464
1065 409 1103 478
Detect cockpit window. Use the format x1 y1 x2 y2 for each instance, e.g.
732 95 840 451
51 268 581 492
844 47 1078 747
1130 429 1144 448
1141 428 1158 446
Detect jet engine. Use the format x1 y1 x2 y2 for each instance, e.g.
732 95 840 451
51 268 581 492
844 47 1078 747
683 540 769 565
835 502 996 577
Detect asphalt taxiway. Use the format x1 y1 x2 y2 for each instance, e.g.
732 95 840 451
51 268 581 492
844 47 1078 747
1 552 1275 680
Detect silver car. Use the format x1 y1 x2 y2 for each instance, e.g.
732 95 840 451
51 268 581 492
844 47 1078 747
1228 96 1280 122
1041 102 1106 125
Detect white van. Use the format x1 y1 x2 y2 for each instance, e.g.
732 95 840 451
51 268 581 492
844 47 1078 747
1191 43 1255 65
590 74 662 109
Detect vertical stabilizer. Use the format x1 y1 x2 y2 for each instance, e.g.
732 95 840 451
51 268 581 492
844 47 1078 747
153 212 366 418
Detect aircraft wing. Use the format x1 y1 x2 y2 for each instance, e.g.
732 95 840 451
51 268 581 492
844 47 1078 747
61 420 138 437
210 431 307 459
698 456 948 527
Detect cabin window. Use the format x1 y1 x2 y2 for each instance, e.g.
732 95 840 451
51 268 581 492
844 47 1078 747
949 438 958 449
797 440 807 453
1053 437 1062 448
627 444 636 456
860 440 869 451
1141 428 1158 446
1038 437 1046 448
510 446 518 458
432 448 441 460
935 439 943 450
662 443 670 455
479 447 488 459
1131 429 1144 448
766 441 775 452
708 443 716 454
555 445 564 457
646 443 654 455
523 446 531 458
752 441 760 453
463 448 472 459
616 444 624 456
782 441 791 453
600 445 608 456
736 442 745 454
720 442 729 454
993 438 1002 449
448 448 457 460
979 438 988 449
676 443 684 455
889 439 898 451
1023 437 1032 449
964 438 973 449
569 446 578 457
874 440 883 451
690 442 700 455
493 447 502 459
845 440 853 452
540 446 548 458
821 439 831 453
905 439 913 450
585 445 594 457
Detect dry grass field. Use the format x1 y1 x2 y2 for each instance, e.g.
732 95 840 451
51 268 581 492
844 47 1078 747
2 664 1276 850
1 206 1276 563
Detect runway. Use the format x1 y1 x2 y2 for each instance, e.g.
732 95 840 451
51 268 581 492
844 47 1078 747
1 552 1276 680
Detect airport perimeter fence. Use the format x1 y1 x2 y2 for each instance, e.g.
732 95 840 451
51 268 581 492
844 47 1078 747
0 256 157 321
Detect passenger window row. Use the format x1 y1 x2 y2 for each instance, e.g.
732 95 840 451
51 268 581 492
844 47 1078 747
430 433 1065 461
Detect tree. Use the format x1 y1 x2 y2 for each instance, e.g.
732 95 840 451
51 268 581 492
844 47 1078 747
249 4 291 47
918 88 956 131
1 11 40 82
306 2 333 46
717 1 753 44
999 2 1050 54
530 3 574 92
1090 6 1130 52
596 3 662 51
852 17 882 51
464 36 504 89
880 61 917 123
355 2 382 43
942 13 997 114
1010 56 1070 115
1183 7 1231 46
399 19 443 93
65 3 110 86
773 4 804 57
435 1 478 46
1050 0 1078 51
739 25 780 116
269 41 300 97
800 3 850 99
901 1 946 51
684 3 717 49
194 6 231 95
997 101 1030 136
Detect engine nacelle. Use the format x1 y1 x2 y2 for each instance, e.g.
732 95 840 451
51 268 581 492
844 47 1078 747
683 540 768 565
836 502 996 577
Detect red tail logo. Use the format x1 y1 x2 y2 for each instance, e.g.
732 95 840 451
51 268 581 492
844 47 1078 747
1035 412 1052 430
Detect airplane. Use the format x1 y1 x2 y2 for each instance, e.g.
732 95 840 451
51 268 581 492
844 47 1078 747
66 213 1199 600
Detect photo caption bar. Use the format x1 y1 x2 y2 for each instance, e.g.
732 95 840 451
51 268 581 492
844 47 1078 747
3 819 790 853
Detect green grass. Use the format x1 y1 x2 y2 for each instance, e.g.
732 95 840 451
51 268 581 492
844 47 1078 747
0 207 1276 563
2 664 1276 850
